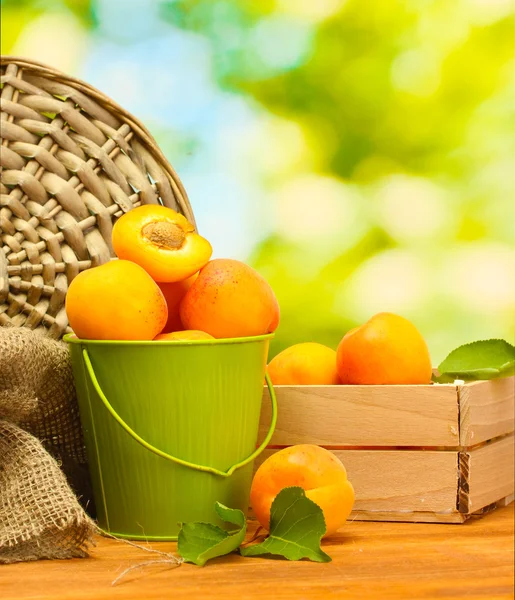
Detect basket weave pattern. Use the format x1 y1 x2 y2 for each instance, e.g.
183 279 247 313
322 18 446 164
0 57 194 338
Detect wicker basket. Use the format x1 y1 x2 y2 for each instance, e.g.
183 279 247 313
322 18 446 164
0 56 195 339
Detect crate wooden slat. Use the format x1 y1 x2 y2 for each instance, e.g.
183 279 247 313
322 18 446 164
259 384 460 447
459 377 515 446
257 377 515 523
254 448 460 514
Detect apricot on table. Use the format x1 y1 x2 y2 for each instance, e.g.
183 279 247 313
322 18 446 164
154 330 214 341
158 274 197 333
180 258 280 339
267 342 341 385
250 444 355 537
66 260 168 340
112 205 212 282
336 312 432 385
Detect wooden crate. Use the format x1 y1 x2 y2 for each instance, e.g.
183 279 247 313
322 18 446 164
256 376 515 523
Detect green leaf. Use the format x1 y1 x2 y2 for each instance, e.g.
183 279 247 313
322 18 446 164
240 487 331 563
177 502 246 566
437 339 515 382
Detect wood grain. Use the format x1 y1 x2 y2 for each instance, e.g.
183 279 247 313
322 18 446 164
1 505 513 600
459 377 515 446
460 434 515 514
255 449 460 516
260 384 460 448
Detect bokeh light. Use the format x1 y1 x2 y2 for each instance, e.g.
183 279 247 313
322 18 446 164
1 0 514 363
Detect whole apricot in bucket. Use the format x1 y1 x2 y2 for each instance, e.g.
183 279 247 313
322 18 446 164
112 205 212 282
65 260 168 340
158 274 197 333
154 330 214 341
267 343 341 385
336 312 432 385
250 444 355 537
180 259 280 338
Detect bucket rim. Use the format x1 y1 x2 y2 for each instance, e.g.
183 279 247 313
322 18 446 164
63 332 275 346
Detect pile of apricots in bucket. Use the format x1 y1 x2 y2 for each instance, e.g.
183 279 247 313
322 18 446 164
66 205 279 344
66 204 434 536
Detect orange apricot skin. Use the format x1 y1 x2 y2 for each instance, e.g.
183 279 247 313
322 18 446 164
180 259 280 339
112 205 212 283
267 343 341 385
250 444 355 537
154 330 214 341
65 260 168 340
158 274 197 333
336 312 432 385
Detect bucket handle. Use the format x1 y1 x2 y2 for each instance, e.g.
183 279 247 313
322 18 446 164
82 348 278 478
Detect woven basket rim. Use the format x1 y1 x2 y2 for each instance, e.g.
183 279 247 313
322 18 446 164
0 54 195 226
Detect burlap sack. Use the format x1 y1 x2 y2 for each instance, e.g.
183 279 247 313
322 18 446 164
0 326 96 563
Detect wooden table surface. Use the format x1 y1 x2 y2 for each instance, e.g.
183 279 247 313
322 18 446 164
2 504 513 600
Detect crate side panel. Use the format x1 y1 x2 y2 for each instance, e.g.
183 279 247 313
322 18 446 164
254 449 459 515
460 434 515 514
260 385 459 447
459 377 515 447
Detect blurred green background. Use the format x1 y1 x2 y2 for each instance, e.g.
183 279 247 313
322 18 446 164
2 0 514 362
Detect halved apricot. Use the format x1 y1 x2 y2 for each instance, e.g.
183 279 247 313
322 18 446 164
112 205 212 282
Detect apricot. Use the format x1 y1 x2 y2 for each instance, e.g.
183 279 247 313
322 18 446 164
65 260 167 340
336 312 432 385
267 343 341 385
180 259 280 339
250 444 355 537
158 274 197 333
154 330 214 341
112 205 212 282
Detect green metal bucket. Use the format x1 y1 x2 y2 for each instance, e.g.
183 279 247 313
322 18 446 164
65 333 277 541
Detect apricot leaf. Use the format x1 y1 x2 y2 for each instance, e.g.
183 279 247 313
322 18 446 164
436 339 515 382
240 487 331 563
177 502 246 566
